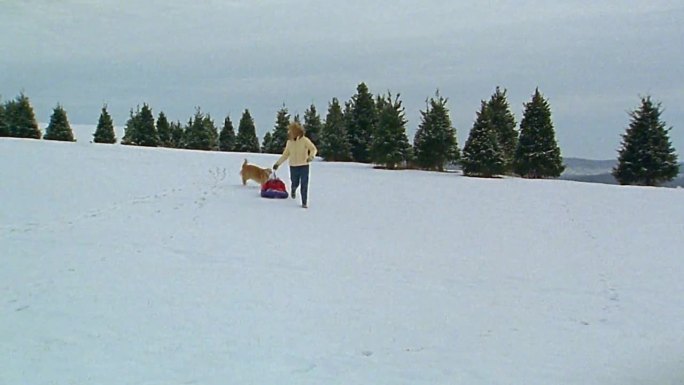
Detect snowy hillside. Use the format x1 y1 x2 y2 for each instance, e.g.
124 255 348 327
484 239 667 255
2 137 684 385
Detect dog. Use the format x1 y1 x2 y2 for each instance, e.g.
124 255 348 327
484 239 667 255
240 159 272 186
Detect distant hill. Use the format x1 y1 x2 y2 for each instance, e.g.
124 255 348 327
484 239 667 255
561 158 617 176
561 157 684 187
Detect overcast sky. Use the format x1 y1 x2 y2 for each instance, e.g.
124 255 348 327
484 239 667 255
2 0 683 159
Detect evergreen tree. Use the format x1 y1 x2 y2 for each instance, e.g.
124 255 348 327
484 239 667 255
6 93 41 139
613 96 679 186
347 82 377 163
265 106 290 154
184 108 217 151
303 103 323 148
183 112 204 150
319 98 352 161
513 88 564 178
262 132 273 153
170 121 184 148
371 92 411 169
156 111 172 147
44 104 75 142
121 104 158 146
413 92 460 171
0 102 9 137
121 107 139 145
218 115 236 152
461 101 505 177
206 114 218 150
343 100 354 139
487 87 518 173
135 104 159 147
234 109 260 153
93 105 116 144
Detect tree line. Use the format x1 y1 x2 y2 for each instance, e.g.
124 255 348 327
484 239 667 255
0 84 679 186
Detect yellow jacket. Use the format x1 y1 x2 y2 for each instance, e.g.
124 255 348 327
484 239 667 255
275 136 318 168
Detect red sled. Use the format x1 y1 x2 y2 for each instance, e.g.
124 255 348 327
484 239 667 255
261 174 289 199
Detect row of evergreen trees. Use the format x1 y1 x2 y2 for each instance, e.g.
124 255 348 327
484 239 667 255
1 85 678 186
0 94 80 142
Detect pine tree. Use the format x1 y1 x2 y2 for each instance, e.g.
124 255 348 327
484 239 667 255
6 93 41 139
206 114 218 150
121 104 158 146
0 102 9 137
343 100 354 138
461 101 504 177
218 115 236 152
44 104 75 142
413 92 459 171
262 132 273 153
613 96 679 186
135 104 159 147
319 98 352 161
120 107 139 145
234 109 260 153
303 104 322 148
487 87 518 173
371 92 411 169
513 88 564 178
93 105 116 144
265 106 290 154
183 112 205 150
156 111 172 147
347 82 377 163
170 121 184 148
184 108 217 151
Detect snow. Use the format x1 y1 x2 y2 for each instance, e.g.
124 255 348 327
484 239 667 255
2 135 684 385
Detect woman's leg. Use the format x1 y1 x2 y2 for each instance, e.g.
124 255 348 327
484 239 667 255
290 166 301 198
300 165 310 206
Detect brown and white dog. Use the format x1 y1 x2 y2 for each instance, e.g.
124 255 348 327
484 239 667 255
240 159 272 186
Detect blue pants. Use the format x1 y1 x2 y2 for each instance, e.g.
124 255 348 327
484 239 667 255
290 165 310 205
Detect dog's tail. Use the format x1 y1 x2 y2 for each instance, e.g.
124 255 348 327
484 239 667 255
239 158 248 175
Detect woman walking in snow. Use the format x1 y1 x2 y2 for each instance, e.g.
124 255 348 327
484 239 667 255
273 122 318 208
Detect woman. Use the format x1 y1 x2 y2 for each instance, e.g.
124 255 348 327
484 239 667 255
273 122 318 208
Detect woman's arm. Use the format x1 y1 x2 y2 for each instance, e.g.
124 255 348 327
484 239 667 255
274 141 290 168
306 138 318 160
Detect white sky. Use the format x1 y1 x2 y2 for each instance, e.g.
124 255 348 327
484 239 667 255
1 0 683 159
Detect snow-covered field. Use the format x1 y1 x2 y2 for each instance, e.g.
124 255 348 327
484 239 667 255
2 135 683 385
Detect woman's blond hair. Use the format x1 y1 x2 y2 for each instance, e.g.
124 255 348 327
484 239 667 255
287 121 305 140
